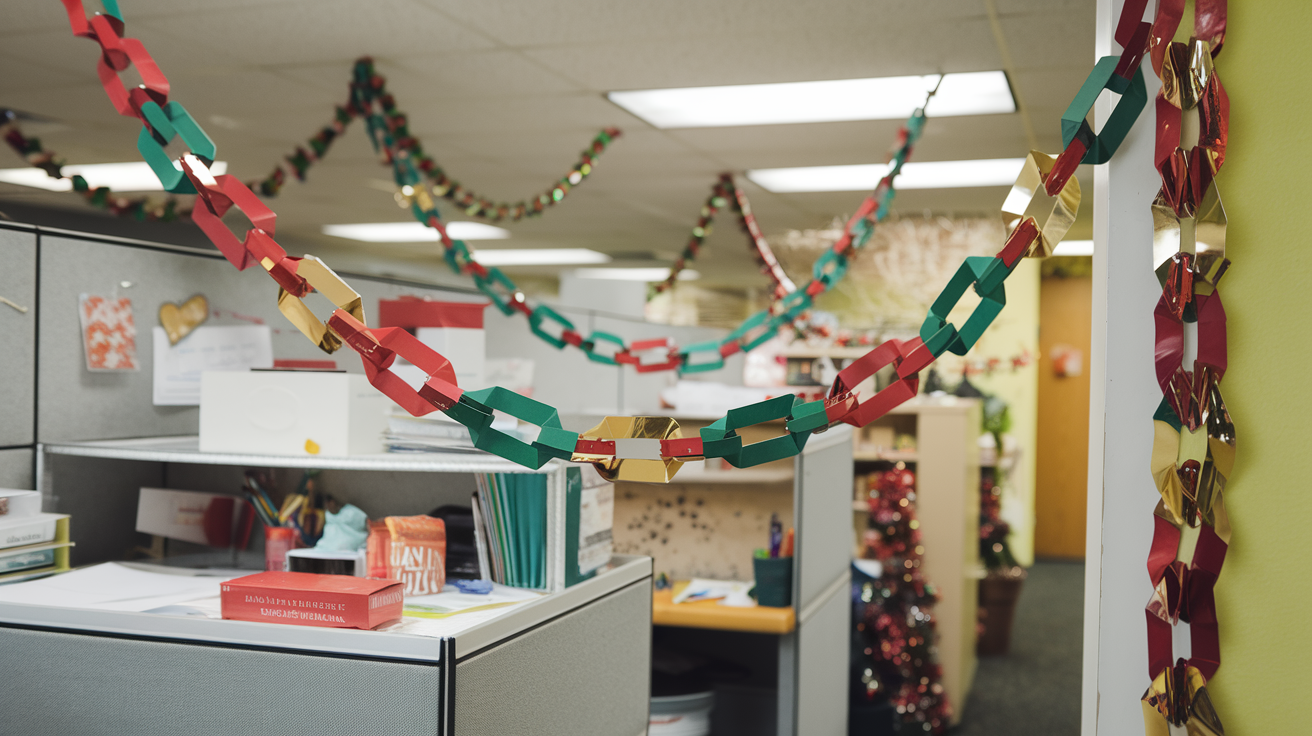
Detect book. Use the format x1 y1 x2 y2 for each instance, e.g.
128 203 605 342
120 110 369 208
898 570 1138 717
220 571 404 630
470 468 613 591
0 513 66 550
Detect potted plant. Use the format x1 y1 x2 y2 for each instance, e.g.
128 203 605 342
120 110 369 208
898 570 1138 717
976 396 1027 656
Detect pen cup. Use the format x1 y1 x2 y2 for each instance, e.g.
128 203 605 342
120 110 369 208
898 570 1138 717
264 526 301 572
752 556 794 608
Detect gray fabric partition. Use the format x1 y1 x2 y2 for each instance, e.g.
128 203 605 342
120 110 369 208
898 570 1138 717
455 580 651 736
0 224 37 448
34 228 743 444
0 626 443 736
0 448 33 489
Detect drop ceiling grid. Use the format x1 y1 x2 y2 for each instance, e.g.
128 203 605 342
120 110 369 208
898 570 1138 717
0 0 1096 288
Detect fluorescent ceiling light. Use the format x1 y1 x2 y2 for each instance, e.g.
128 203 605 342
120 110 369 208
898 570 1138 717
472 249 611 266
1052 240 1094 256
0 160 228 192
573 267 700 282
323 221 509 242
607 71 1014 128
747 158 1026 193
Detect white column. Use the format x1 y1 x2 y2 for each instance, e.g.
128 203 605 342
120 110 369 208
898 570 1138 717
1083 1 1165 734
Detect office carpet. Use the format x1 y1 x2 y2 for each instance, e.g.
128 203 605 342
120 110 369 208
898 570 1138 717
955 561 1085 735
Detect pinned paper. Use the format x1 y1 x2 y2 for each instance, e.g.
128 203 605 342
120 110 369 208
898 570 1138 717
151 325 273 406
79 294 138 371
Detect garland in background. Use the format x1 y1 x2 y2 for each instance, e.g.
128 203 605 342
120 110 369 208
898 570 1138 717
0 60 620 223
266 59 620 222
375 80 926 372
2 109 186 221
651 173 797 300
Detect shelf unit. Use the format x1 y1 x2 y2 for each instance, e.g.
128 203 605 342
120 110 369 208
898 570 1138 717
611 417 854 736
849 396 982 727
13 438 655 736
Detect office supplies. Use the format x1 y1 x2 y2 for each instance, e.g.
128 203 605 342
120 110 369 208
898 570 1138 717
220 571 404 630
451 579 493 595
781 527 794 558
671 578 753 605
752 556 793 608
0 513 66 550
286 548 367 577
768 513 782 558
264 526 299 572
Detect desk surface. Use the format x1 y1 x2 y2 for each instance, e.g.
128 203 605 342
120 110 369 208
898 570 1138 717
0 556 651 662
651 586 795 634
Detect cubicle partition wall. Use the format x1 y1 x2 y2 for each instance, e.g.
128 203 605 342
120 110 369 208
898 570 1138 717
0 221 674 735
0 220 739 522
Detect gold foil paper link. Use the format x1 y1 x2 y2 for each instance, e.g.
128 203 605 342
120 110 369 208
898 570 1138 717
277 255 366 354
1141 663 1224 736
573 416 684 483
1153 182 1228 289
1000 151 1080 258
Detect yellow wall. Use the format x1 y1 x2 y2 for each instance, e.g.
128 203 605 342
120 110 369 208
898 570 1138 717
968 259 1039 567
1211 3 1312 729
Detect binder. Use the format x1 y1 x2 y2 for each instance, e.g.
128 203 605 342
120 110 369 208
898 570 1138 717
471 468 605 590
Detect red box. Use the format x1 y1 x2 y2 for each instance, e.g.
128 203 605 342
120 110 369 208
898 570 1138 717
220 572 404 630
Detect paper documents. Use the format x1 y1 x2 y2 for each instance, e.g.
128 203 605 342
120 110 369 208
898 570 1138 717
0 562 237 612
152 325 273 406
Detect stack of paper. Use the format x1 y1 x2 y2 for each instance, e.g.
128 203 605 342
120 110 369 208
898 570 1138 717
0 489 72 582
472 474 546 589
0 563 232 611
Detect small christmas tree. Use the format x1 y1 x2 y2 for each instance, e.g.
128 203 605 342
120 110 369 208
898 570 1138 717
854 465 953 734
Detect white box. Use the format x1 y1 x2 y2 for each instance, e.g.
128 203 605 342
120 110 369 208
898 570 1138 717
200 371 388 456
0 489 42 519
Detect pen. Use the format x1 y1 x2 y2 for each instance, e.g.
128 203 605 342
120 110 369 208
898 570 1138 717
769 514 782 558
781 528 794 558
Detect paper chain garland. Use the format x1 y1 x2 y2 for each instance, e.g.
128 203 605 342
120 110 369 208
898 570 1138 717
650 173 798 300
261 59 620 223
370 87 925 374
2 108 188 222
55 0 1066 477
0 60 620 224
1125 1 1233 734
59 10 1236 726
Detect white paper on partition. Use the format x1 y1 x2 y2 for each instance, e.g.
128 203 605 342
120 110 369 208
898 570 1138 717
152 325 274 406
0 563 236 612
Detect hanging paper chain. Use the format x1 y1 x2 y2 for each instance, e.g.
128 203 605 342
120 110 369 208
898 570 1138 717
2 109 187 222
650 173 798 300
260 59 620 222
59 0 1148 562
366 72 926 372
1 59 620 224
1116 0 1233 733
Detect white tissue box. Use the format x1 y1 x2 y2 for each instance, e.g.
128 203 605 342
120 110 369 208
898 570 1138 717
199 371 387 456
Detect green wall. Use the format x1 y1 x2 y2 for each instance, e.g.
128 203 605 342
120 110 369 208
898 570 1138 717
1211 2 1312 729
